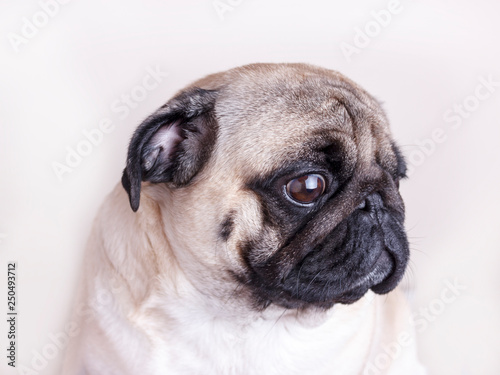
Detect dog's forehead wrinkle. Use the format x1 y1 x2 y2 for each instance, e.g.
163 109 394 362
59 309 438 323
221 90 354 130
209 89 388 181
212 120 358 180
212 67 370 117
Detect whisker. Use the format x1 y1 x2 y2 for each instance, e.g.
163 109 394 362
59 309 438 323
295 262 306 298
263 308 288 339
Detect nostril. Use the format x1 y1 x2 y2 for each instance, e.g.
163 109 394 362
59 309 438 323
359 193 384 218
356 199 367 210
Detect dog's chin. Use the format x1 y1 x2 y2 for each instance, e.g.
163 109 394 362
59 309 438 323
344 250 394 293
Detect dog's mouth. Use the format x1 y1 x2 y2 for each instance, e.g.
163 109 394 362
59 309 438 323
243 246 402 310
242 210 408 310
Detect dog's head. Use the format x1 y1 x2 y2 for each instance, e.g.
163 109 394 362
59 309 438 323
122 63 409 310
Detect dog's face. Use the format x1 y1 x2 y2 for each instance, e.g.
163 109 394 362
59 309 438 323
122 63 409 310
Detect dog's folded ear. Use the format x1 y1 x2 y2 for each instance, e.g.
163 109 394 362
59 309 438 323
121 87 219 212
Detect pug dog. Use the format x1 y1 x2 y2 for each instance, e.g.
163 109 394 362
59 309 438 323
62 63 426 375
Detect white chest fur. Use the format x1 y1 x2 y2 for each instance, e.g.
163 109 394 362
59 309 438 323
119 291 377 375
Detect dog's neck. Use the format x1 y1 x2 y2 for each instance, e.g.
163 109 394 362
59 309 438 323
130 259 377 375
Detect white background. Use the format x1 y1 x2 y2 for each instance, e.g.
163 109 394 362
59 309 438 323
1 0 499 374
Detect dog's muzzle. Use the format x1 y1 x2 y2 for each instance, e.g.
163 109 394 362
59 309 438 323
246 191 409 309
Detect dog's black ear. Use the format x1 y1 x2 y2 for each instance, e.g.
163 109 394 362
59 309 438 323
121 87 219 212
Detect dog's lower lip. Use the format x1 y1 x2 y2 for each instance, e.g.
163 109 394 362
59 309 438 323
345 250 393 292
370 250 398 294
375 250 393 277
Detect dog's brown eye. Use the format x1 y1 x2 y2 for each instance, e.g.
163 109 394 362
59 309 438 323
286 174 325 204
